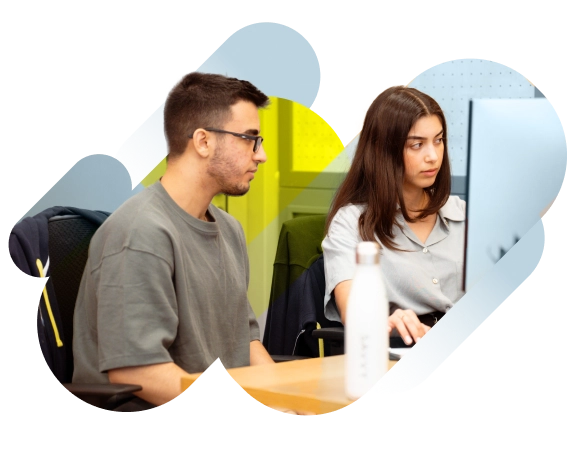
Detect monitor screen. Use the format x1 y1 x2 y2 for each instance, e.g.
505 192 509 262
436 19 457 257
465 98 566 290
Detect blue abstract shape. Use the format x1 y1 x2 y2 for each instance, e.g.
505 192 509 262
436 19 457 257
375 219 546 398
199 22 320 108
20 154 143 221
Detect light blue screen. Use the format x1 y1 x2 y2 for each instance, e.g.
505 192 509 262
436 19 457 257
466 98 566 290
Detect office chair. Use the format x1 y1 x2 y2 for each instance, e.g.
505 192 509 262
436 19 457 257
262 214 412 359
10 207 141 409
263 215 344 358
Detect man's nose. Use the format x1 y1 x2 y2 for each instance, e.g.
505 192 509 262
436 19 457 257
254 144 268 164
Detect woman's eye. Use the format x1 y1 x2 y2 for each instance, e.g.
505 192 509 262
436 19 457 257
410 142 421 149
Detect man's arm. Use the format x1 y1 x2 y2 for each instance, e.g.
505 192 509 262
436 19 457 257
109 342 274 406
108 362 190 406
250 339 274 365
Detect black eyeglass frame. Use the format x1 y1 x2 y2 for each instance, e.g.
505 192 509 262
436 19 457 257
199 127 264 153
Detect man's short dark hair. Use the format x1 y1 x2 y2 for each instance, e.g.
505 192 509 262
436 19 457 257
164 72 270 159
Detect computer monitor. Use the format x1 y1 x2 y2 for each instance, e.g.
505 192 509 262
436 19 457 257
465 98 566 291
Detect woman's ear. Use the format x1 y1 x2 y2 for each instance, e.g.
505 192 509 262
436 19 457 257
192 129 211 158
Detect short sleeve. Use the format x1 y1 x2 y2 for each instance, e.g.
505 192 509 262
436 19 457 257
95 248 178 372
247 302 260 341
321 205 363 322
460 198 466 215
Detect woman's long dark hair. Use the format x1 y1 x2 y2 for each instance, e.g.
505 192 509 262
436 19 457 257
325 86 451 250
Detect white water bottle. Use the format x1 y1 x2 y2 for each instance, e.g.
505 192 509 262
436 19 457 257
345 241 389 400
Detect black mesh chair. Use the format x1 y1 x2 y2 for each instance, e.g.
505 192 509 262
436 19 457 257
47 214 141 409
9 208 142 409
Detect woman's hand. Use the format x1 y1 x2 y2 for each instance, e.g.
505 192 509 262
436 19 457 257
387 309 431 345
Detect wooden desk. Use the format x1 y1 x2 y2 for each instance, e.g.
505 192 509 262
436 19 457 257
181 355 397 415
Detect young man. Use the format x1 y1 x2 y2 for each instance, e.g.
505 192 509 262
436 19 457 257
72 73 275 410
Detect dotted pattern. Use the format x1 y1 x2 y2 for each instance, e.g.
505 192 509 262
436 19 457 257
291 102 345 172
409 59 536 176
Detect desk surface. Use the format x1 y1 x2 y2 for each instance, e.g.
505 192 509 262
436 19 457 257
181 355 397 415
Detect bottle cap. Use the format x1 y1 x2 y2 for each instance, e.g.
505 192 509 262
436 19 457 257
356 241 380 264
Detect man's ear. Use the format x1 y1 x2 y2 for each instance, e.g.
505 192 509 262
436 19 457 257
192 129 211 158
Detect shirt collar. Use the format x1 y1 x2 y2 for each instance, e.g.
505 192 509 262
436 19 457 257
438 197 466 222
395 198 465 222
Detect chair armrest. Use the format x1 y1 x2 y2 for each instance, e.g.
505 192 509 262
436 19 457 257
65 383 142 396
64 383 142 409
311 327 345 341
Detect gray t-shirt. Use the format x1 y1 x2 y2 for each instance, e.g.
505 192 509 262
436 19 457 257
322 196 466 322
73 182 260 383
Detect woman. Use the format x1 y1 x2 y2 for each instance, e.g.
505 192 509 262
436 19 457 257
322 86 465 346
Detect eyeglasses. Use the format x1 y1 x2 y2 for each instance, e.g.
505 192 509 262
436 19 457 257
203 127 264 153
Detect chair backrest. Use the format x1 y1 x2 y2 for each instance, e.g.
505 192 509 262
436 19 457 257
47 215 100 382
10 207 109 383
263 214 343 357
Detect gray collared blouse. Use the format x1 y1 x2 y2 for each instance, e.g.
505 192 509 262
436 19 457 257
322 196 466 322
